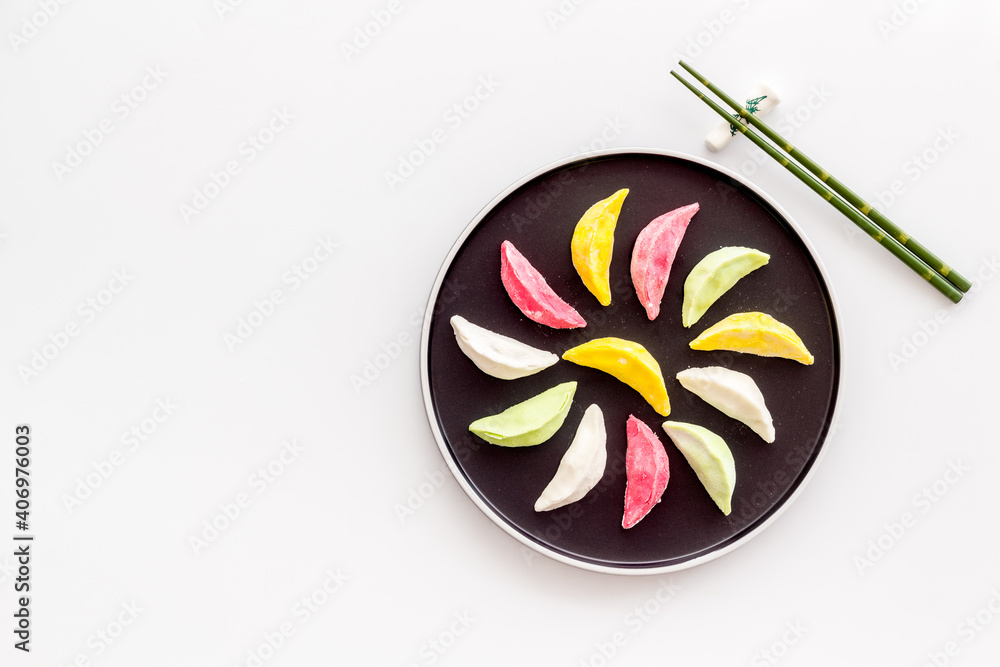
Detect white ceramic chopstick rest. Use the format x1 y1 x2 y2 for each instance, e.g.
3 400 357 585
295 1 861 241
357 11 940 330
704 83 781 152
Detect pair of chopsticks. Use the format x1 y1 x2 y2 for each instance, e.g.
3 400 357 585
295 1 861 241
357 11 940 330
671 61 970 303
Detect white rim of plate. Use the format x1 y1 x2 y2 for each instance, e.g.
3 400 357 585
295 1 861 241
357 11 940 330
418 146 844 576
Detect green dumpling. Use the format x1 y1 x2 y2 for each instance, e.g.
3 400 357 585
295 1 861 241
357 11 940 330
662 421 736 515
469 382 577 447
682 247 769 328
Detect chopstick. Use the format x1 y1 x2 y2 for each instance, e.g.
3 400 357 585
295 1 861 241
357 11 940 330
679 61 971 296
670 62 969 304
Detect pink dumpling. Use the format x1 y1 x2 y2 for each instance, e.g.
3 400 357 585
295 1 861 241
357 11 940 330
500 240 586 329
630 203 699 320
623 415 670 529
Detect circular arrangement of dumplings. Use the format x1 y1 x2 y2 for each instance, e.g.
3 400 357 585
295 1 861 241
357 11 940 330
451 189 815 529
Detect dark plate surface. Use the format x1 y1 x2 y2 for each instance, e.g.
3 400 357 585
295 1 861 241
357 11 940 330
421 149 840 573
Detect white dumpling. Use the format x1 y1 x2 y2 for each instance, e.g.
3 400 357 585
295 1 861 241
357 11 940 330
676 366 775 443
450 315 558 380
535 404 607 511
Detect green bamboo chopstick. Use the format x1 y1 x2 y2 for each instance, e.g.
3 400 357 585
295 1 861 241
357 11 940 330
670 68 964 304
678 61 971 294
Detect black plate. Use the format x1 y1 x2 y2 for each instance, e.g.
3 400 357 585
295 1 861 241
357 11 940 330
420 149 841 574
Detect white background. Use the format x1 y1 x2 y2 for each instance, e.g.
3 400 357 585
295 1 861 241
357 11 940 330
3 1 999 665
